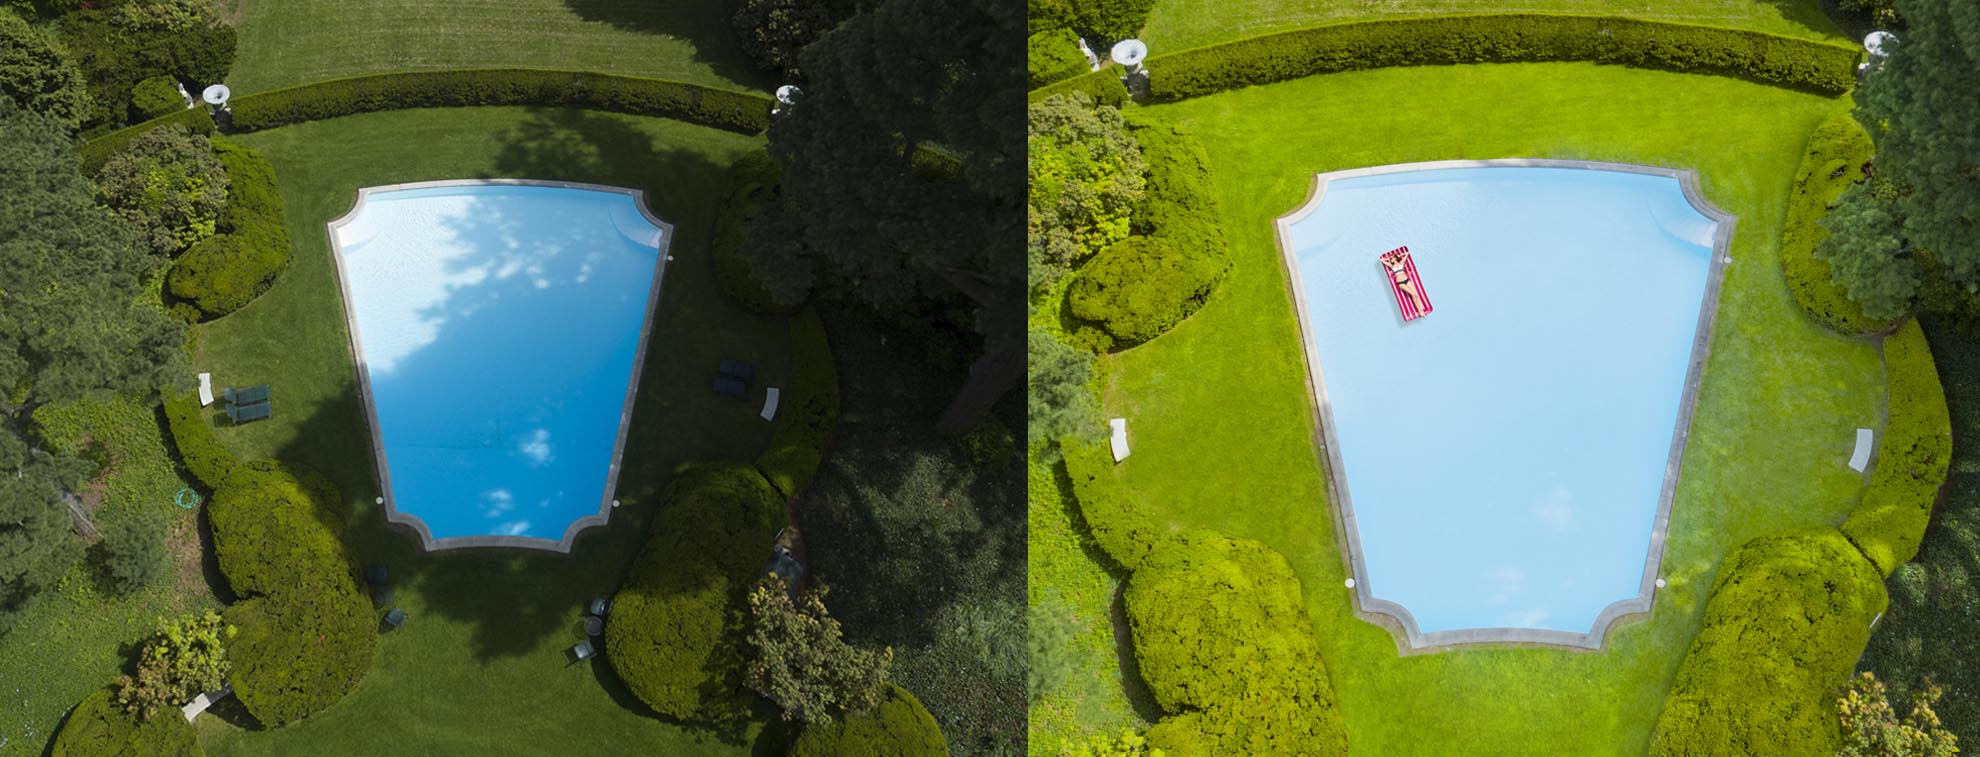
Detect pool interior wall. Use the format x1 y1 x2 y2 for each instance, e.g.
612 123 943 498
1278 161 1730 650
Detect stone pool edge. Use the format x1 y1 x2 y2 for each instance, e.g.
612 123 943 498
325 178 676 554
1271 158 1735 655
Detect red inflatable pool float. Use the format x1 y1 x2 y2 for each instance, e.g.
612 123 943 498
1379 246 1432 322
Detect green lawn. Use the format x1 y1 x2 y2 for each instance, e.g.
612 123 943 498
224 0 767 95
189 106 788 754
1094 63 1884 753
1136 0 1847 56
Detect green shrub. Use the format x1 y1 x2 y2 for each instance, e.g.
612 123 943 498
99 507 169 594
94 124 229 256
114 611 232 721
166 138 292 320
1782 113 1891 335
56 0 234 129
129 74 183 121
161 391 235 487
0 8 90 131
756 306 840 500
1068 236 1223 346
1060 437 1159 570
712 149 795 315
1068 0 1156 41
50 687 201 757
1649 528 1888 755
224 589 375 728
1144 15 1862 103
1126 530 1349 755
1029 93 1147 291
745 575 893 723
607 464 785 725
1027 68 1130 106
1029 29 1088 88
788 683 948 757
77 106 214 171
1843 322 1952 575
226 69 772 135
206 461 348 598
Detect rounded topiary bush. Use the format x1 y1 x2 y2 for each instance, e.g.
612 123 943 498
1781 112 1892 335
711 149 797 316
1125 530 1348 754
224 589 375 728
161 391 236 487
207 461 349 598
788 684 947 757
129 74 184 121
1059 435 1158 570
166 138 291 320
607 464 785 725
1028 29 1087 88
50 686 201 757
1068 235 1224 346
1842 321 1952 575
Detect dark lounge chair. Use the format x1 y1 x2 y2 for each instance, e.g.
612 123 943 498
384 608 408 629
713 377 747 398
719 359 754 382
570 640 596 662
226 401 272 424
224 385 271 405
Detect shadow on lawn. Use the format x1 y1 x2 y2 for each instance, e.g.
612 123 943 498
559 0 769 90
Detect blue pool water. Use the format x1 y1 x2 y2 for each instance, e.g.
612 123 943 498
330 183 668 548
1279 165 1719 638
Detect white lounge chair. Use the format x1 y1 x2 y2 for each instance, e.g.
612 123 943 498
180 682 232 723
1110 418 1130 463
761 387 781 421
197 373 214 407
1849 428 1874 472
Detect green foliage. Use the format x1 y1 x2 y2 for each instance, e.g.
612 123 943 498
167 139 292 320
1838 0 1903 27
1068 236 1223 347
1028 93 1146 291
712 149 797 315
1065 0 1155 41
114 611 232 721
0 429 87 631
1782 113 1890 334
206 462 347 599
1143 15 1862 103
1029 29 1087 88
1649 528 1889 755
746 575 893 723
77 106 214 171
99 507 169 594
1060 436 1158 570
756 306 840 499
129 74 183 121
788 683 948 757
55 0 234 129
94 124 229 256
606 464 785 726
730 0 861 78
1125 530 1348 755
49 687 200 757
1838 672 1959 757
1843 322 1952 574
1026 328 1100 450
1818 181 1918 322
1027 68 1131 106
160 392 235 488
225 69 772 135
1069 728 1164 756
0 8 89 130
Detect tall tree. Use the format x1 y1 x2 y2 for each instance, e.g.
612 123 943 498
741 0 1024 435
0 8 89 130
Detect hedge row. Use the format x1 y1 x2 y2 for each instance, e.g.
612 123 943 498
1028 29 1088 89
711 149 795 316
1141 15 1861 103
607 464 785 725
1782 113 1889 335
1127 530 1349 755
77 106 214 172
162 391 237 487
787 684 948 757
50 686 201 757
1842 321 1952 575
1025 68 1130 107
755 306 840 500
166 138 293 320
1648 528 1888 755
226 69 772 135
1060 436 1159 570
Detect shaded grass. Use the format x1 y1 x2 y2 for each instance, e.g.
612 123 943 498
1137 0 1847 57
1100 62 1884 753
226 0 767 95
191 106 785 754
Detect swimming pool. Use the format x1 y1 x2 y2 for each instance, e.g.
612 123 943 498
329 180 672 551
1276 161 1731 650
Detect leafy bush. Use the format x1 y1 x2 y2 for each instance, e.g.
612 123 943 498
77 105 213 171
167 138 292 319
114 611 232 721
1028 29 1087 88
746 575 893 723
0 8 90 130
99 507 169 594
1066 0 1155 42
1782 113 1890 334
1838 671 1958 756
712 149 795 315
56 0 233 129
1649 528 1888 755
94 124 228 256
1060 436 1158 570
1837 0 1902 28
207 461 348 598
129 74 182 121
607 464 785 726
756 306 840 499
1027 328 1100 450
1843 321 1952 575
788 683 948 757
730 0 860 78
1144 15 1862 103
1068 236 1224 346
226 69 772 135
1028 93 1146 290
50 687 201 757
1026 68 1129 105
161 391 235 487
1123 530 1349 754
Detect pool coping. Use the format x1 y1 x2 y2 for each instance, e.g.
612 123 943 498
1272 159 1735 654
325 178 676 554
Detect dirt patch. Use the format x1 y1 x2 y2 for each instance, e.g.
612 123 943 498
169 513 210 597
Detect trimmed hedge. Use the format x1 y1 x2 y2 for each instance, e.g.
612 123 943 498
50 686 201 757
77 106 213 171
712 149 794 316
1649 528 1888 755
755 306 840 500
1028 29 1088 89
1060 436 1159 570
206 462 349 598
1143 15 1862 103
1782 113 1890 335
224 590 376 729
161 391 236 488
1842 321 1952 575
130 75 184 122
607 464 785 725
227 69 772 135
1026 68 1130 106
788 684 948 757
1126 530 1349 755
167 138 292 320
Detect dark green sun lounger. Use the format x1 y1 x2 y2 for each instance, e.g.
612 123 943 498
224 384 271 405
226 401 273 424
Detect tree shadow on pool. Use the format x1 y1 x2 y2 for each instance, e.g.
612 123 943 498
557 0 770 90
